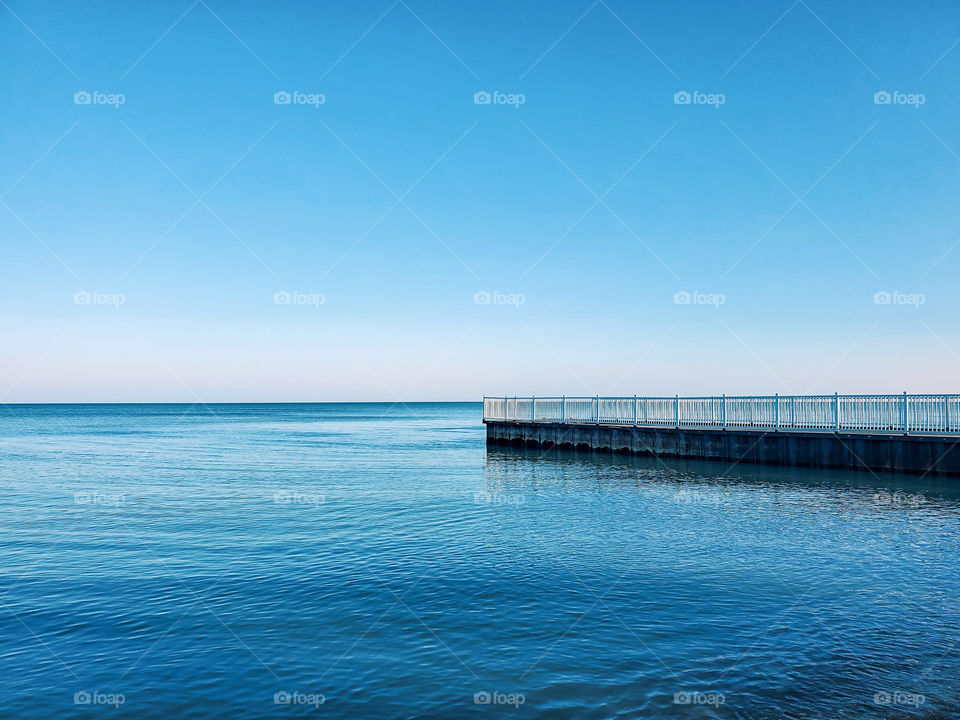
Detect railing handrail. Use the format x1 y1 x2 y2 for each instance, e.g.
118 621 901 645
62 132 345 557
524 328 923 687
482 393 960 435
485 393 960 400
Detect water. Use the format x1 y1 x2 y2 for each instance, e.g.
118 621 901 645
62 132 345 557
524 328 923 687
1 403 958 719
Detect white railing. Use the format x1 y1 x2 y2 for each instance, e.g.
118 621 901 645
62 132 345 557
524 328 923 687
483 394 960 434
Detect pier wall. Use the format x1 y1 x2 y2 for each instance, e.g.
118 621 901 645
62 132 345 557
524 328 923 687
484 421 960 476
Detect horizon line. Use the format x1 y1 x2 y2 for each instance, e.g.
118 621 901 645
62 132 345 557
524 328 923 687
0 400 482 406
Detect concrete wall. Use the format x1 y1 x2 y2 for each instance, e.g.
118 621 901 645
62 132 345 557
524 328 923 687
484 421 960 476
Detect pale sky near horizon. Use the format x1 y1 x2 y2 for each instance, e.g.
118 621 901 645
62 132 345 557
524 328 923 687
2 0 960 402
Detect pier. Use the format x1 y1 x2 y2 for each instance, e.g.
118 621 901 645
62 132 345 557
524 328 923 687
483 394 960 476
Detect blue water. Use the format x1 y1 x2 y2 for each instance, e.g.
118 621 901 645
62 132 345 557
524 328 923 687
1 403 959 719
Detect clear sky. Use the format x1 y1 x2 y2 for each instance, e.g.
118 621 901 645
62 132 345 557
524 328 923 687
2 0 959 402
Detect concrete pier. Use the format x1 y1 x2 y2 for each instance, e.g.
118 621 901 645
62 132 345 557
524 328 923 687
484 420 960 476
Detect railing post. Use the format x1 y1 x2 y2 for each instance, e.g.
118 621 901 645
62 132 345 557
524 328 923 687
834 392 840 431
675 394 680 428
775 393 780 430
561 395 565 423
722 394 726 429
633 394 638 425
595 395 599 424
532 395 536 423
903 391 908 434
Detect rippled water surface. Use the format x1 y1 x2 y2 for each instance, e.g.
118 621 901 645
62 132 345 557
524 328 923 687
1 403 959 719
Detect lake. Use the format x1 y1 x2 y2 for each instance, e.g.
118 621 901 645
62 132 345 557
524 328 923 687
0 402 957 718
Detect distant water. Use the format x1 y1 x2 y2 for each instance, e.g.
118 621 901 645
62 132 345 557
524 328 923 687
1 403 959 719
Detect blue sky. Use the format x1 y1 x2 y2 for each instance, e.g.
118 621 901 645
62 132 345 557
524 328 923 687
2 0 959 401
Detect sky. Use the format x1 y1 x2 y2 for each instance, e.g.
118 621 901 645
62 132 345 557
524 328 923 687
2 0 959 402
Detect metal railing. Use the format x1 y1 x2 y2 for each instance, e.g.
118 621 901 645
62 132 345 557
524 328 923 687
483 394 960 435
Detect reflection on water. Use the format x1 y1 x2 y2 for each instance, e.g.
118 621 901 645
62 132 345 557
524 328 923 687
485 445 960 513
482 446 960 719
